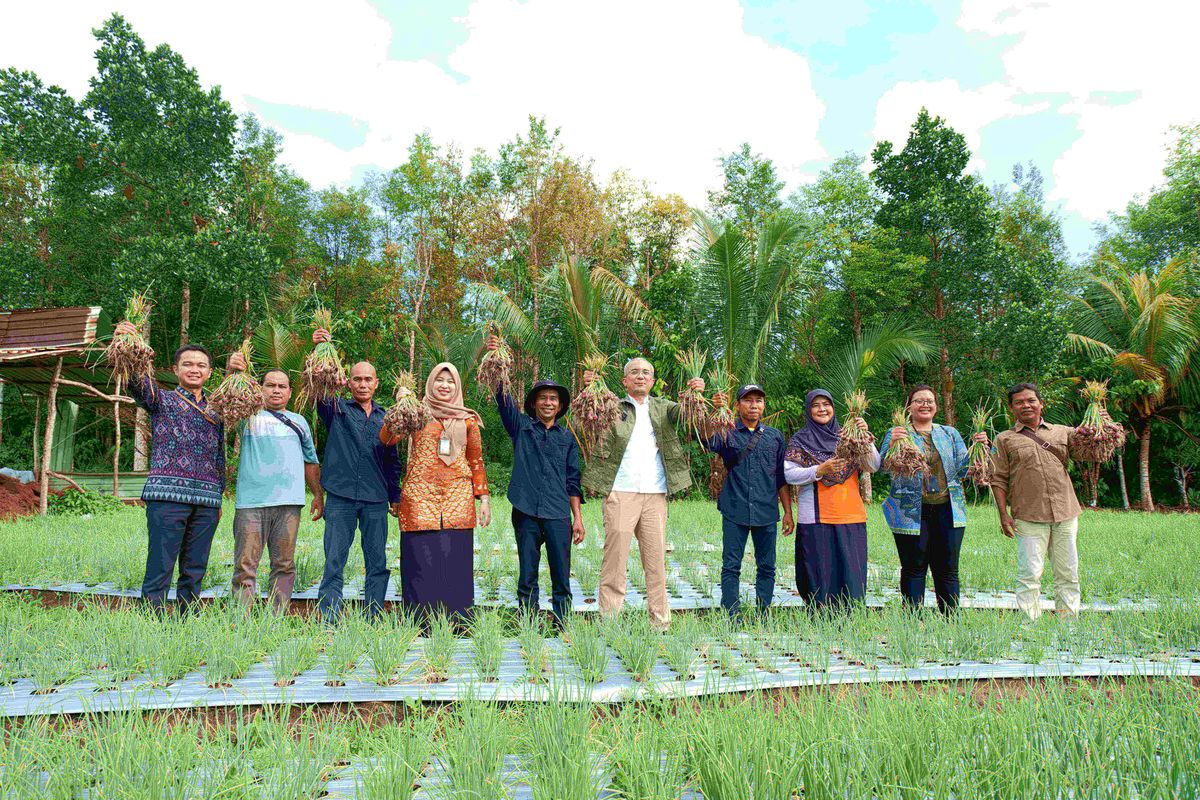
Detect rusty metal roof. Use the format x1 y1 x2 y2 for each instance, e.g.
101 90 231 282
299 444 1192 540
0 306 105 355
0 306 175 405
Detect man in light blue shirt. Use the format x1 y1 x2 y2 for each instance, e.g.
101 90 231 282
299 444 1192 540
227 357 322 611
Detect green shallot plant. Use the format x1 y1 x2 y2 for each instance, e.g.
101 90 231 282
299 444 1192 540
525 699 595 800
470 607 505 682
355 712 435 800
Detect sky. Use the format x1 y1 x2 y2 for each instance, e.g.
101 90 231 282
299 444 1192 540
3 0 1198 259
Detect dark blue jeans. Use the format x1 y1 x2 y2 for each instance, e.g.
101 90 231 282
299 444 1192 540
893 502 965 614
142 500 221 614
721 517 777 616
318 493 390 623
513 509 573 624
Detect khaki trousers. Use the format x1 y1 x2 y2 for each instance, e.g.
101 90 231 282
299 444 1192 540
232 505 301 612
599 491 670 630
1014 516 1080 620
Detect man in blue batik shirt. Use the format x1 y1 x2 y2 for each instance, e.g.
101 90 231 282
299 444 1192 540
705 384 793 617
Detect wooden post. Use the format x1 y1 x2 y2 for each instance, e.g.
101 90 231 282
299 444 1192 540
32 396 40 472
39 356 64 515
112 391 122 498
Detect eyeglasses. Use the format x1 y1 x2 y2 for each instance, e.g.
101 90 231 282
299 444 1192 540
910 400 936 407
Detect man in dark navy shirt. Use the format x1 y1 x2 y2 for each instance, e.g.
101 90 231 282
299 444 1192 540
705 384 792 617
488 337 584 625
312 328 402 624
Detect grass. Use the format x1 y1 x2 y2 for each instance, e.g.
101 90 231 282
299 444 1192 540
4 499 1198 603
2 681 1199 798
4 596 1200 696
3 498 1200 797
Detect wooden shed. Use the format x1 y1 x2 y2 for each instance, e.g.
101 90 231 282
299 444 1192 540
0 306 173 511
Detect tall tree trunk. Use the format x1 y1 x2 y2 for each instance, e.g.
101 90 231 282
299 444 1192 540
180 282 190 345
1137 420 1154 511
1116 448 1130 509
32 396 40 470
1175 465 1190 509
933 285 955 426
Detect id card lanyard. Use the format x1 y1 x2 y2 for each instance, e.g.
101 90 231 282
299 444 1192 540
439 423 452 457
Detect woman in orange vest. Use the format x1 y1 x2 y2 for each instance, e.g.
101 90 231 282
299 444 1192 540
784 389 879 610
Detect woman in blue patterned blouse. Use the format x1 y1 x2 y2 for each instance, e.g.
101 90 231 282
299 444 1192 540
878 385 984 614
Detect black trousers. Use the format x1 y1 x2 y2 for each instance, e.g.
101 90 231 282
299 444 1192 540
513 508 573 623
892 501 964 614
142 500 220 613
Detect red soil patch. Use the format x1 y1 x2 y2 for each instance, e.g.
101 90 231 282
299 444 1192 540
0 475 40 521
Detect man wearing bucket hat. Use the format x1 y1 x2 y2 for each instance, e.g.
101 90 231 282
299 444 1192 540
487 337 584 625
706 383 792 617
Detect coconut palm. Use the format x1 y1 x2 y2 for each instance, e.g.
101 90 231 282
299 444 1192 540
819 317 935 501
1067 258 1200 510
474 252 666 391
821 317 936 407
689 211 809 386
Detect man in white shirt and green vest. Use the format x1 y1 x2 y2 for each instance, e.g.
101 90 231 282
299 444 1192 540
581 357 702 631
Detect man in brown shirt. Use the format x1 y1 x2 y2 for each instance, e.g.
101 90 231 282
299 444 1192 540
990 382 1083 619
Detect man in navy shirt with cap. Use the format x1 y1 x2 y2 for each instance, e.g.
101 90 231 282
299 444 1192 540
488 337 584 625
705 384 792 617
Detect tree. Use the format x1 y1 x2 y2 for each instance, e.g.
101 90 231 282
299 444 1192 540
792 153 925 341
689 212 810 389
707 143 785 241
1068 259 1200 510
1095 124 1200 272
0 14 276 356
871 109 997 424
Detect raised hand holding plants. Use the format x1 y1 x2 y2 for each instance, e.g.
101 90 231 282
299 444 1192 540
208 339 263 425
299 307 346 407
1073 380 1126 463
105 292 155 384
676 345 710 435
706 363 736 443
572 353 620 456
476 322 513 395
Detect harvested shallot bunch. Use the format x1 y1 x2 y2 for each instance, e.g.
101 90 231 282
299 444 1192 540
208 339 263 425
966 400 994 488
675 344 710 437
383 370 431 439
105 292 155 384
476 321 514 395
882 407 926 478
1072 380 1126 463
572 353 621 456
299 307 346 408
834 390 876 468
706 363 736 443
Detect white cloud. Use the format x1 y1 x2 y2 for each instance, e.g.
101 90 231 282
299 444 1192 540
1 0 827 204
957 0 1200 219
870 78 1048 175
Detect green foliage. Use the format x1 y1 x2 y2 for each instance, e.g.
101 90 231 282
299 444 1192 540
47 488 126 517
